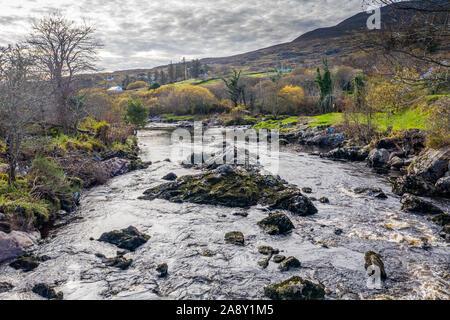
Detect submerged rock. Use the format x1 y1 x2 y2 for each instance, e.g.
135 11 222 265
257 212 294 235
9 254 40 272
32 283 63 300
162 172 177 181
156 263 168 277
0 282 13 293
272 255 286 263
279 256 301 271
224 231 244 245
98 226 150 251
264 276 325 300
400 194 443 214
302 187 312 194
435 176 450 197
364 251 387 280
140 166 317 216
354 186 387 199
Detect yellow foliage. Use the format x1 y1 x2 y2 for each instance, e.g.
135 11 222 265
278 85 305 103
126 81 148 90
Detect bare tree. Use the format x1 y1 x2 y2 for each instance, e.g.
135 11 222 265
27 12 102 130
361 0 449 85
0 44 47 185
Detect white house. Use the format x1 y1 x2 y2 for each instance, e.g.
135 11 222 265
107 86 123 92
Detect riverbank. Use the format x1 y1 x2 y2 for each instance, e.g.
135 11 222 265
0 121 150 263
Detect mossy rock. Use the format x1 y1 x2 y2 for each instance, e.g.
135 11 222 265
101 255 133 270
432 213 450 226
279 256 301 271
257 212 294 235
32 283 63 300
140 166 317 216
224 231 244 246
264 276 325 300
98 226 150 251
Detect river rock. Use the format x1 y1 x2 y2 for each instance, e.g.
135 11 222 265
319 197 330 204
273 255 286 263
400 194 443 214
0 231 39 263
0 282 13 293
302 187 312 193
364 251 387 280
103 255 132 270
320 146 370 161
388 156 404 169
435 176 450 197
279 256 301 271
9 254 41 271
264 276 325 300
300 132 345 148
354 186 387 199
224 231 244 245
156 263 168 277
439 225 450 242
432 213 450 226
102 157 131 177
162 172 177 181
258 246 279 255
257 212 294 235
32 283 63 300
140 166 317 216
0 222 11 233
98 226 150 251
367 149 390 168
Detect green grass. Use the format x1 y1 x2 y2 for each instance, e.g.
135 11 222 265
161 114 196 121
305 109 429 131
253 116 298 131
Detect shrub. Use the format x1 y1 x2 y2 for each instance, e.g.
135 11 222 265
126 81 148 90
426 97 450 148
148 82 161 90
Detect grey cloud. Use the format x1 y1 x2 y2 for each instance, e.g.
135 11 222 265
0 0 363 70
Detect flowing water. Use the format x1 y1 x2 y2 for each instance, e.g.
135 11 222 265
0 126 449 300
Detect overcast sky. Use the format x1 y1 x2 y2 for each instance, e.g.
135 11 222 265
0 0 366 71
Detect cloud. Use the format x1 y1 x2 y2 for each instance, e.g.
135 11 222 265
0 0 363 71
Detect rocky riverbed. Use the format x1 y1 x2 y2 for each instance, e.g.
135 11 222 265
0 125 448 300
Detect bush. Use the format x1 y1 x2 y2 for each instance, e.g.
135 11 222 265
126 81 148 90
148 82 161 90
426 97 450 148
29 156 80 212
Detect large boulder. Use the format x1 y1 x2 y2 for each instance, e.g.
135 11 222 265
367 148 390 168
264 276 325 300
392 149 449 197
300 132 345 148
32 284 63 300
0 231 39 263
98 226 150 251
400 194 443 214
140 166 317 216
257 212 294 235
102 157 131 177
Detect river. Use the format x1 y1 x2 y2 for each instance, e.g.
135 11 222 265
0 126 448 300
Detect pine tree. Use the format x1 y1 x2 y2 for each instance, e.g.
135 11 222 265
168 61 175 83
315 59 333 113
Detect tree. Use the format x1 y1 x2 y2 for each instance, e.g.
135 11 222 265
27 12 102 130
160 70 167 85
278 85 305 114
168 62 175 83
0 44 46 185
222 70 244 108
148 82 161 90
191 59 202 78
124 99 147 127
315 59 333 113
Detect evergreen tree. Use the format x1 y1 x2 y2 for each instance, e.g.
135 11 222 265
222 70 244 108
124 98 148 127
191 59 201 78
168 61 175 83
160 70 167 84
315 59 333 113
